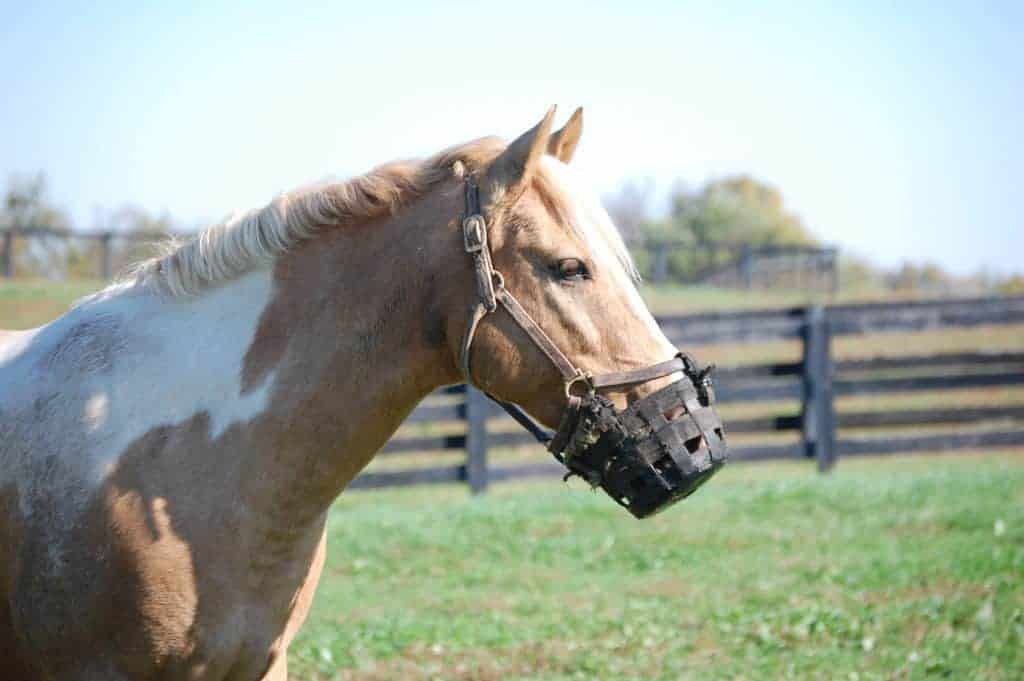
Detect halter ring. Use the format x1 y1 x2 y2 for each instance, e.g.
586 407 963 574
565 372 594 399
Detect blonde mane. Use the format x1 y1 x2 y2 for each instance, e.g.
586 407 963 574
125 137 506 297
118 135 636 298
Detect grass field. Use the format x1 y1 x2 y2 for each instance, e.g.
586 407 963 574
290 454 1024 680
0 278 103 329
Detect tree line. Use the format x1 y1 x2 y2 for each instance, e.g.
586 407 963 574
603 174 1021 295
3 171 1021 295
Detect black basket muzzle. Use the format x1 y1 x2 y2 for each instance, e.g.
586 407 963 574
550 369 728 518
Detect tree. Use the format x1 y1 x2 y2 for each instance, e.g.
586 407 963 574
886 261 955 294
2 173 73 278
2 172 69 232
630 175 818 282
102 204 179 276
669 175 815 247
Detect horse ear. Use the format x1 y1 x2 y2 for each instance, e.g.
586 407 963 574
485 106 557 207
547 107 583 163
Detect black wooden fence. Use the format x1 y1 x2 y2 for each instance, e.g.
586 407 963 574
351 294 1024 492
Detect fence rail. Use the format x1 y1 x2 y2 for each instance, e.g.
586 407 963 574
355 294 1024 492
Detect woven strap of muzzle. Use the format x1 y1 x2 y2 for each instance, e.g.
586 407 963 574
619 375 727 467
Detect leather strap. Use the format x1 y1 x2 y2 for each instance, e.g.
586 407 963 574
590 354 686 389
495 288 585 385
459 177 587 390
463 181 496 311
489 395 554 445
459 302 489 382
547 394 582 456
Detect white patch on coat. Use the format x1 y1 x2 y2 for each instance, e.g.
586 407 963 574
83 393 109 432
0 268 277 525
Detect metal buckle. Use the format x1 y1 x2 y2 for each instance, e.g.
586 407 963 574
463 215 487 253
564 372 595 399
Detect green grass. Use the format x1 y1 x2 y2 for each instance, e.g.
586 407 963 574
636 282 945 314
0 278 103 328
291 453 1024 680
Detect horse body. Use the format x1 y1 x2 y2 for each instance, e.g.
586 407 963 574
0 109 706 679
0 217 453 678
0 273 322 679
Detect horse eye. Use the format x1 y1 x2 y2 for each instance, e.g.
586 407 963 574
557 258 589 280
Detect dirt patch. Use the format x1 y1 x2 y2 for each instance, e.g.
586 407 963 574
859 579 988 607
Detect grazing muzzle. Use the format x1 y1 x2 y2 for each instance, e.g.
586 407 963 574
458 179 728 518
548 357 726 518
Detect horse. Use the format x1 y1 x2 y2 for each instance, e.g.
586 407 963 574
0 107 726 680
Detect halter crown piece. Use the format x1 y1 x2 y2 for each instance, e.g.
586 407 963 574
458 178 728 517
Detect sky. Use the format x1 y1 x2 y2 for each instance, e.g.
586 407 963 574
1 1 1021 276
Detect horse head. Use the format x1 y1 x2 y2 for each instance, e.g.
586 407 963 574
442 108 728 517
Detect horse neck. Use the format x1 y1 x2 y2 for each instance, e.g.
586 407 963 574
238 189 465 517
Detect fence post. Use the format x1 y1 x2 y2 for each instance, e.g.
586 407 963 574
99 232 113 280
464 385 489 494
1 230 13 278
652 244 669 283
739 245 754 289
828 248 840 296
801 305 837 471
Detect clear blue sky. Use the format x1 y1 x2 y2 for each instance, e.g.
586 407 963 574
2 1 1021 275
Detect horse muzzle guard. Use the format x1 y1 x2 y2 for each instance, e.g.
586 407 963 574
547 356 727 518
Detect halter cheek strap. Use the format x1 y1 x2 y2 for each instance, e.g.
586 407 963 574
459 180 588 389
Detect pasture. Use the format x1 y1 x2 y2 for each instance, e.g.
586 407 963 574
290 453 1023 680
3 279 1022 678
0 278 103 329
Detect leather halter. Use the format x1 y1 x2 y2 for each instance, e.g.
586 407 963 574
458 178 689 448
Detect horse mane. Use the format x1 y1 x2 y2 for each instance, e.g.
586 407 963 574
124 137 507 297
116 134 637 299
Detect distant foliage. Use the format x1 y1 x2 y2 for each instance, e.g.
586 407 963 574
998 275 1024 295
2 173 74 278
2 172 69 232
2 173 179 279
103 204 179 276
885 262 956 294
623 175 819 282
663 175 817 247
